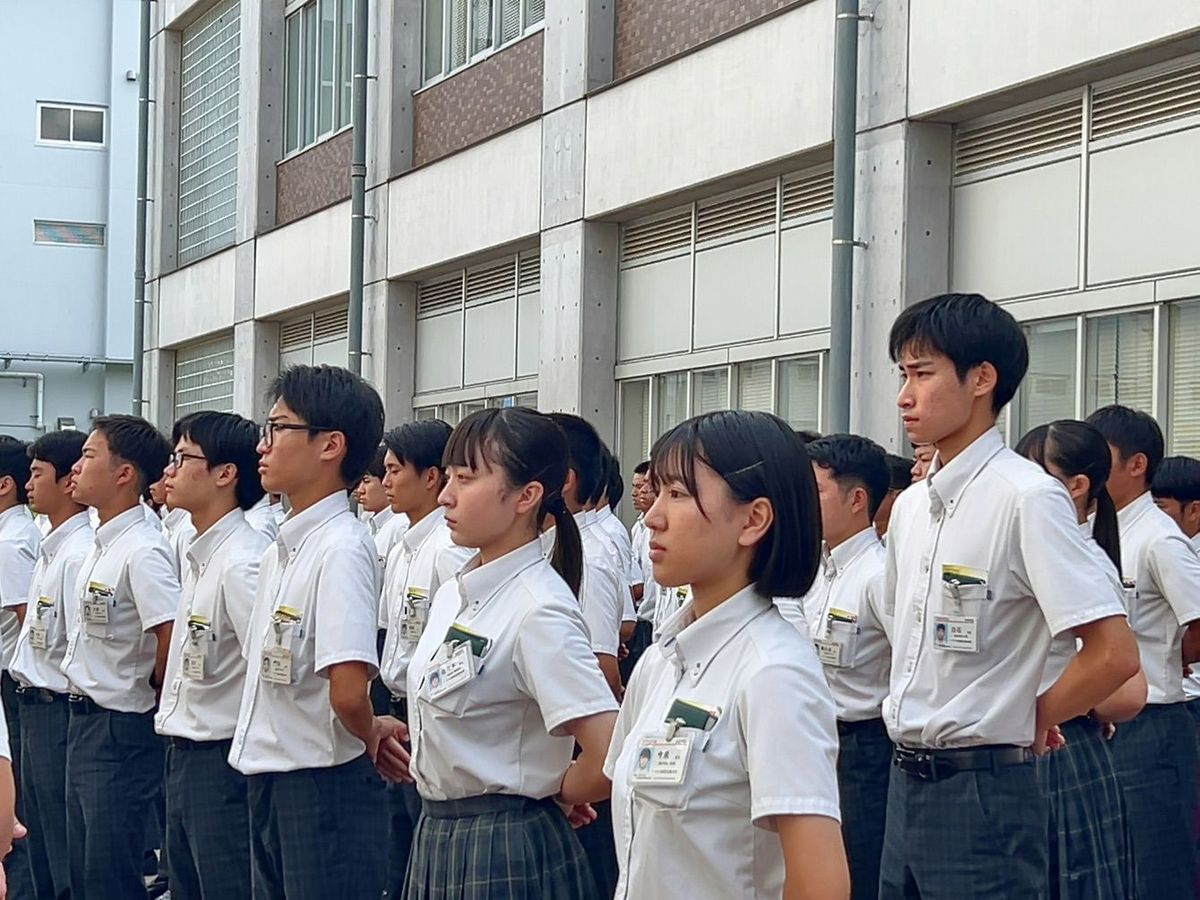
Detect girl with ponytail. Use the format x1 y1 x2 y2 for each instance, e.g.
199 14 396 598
1016 419 1146 900
402 408 617 900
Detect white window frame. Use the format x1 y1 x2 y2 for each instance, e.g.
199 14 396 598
420 0 546 87
282 0 355 158
35 102 106 149
415 391 538 424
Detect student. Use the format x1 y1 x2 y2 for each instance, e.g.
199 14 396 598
403 407 619 899
1085 405 1200 898
376 419 472 899
605 409 847 899
154 411 269 899
229 365 401 900
909 444 935 482
244 492 281 541
1151 455 1200 548
629 462 657 654
587 451 639 646
0 702 23 900
1017 420 1148 900
873 453 913 539
802 434 892 900
63 415 181 900
356 444 409 568
881 294 1138 897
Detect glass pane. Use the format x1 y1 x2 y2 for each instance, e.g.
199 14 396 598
736 360 773 412
438 404 462 426
449 0 468 69
461 400 486 420
499 0 521 42
415 407 437 421
620 380 651 474
1084 311 1154 415
515 392 537 408
338 0 354 128
778 357 820 432
1017 318 1077 439
523 0 544 25
317 0 337 135
71 109 104 144
655 372 688 439
1169 301 1200 456
424 0 445 80
285 14 302 152
470 0 493 55
302 4 318 146
692 368 729 417
40 106 71 141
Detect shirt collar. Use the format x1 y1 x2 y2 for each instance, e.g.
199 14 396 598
370 507 395 535
824 527 881 577
0 505 31 534
277 491 351 556
573 510 592 533
1117 491 1156 534
1191 533 1200 553
186 508 246 572
925 427 1005 518
402 507 446 554
659 584 772 680
41 510 90 558
455 537 544 613
95 505 147 551
595 506 614 525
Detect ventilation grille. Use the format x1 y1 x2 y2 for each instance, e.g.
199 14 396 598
518 251 540 291
954 98 1082 176
782 170 834 221
1091 62 1200 142
466 259 515 305
418 275 464 315
313 307 348 342
696 187 777 243
280 317 314 351
500 0 522 42
527 0 545 24
33 220 106 247
620 211 691 264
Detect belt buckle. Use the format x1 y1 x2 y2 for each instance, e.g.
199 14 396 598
897 748 948 782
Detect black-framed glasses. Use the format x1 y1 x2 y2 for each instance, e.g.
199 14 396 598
259 421 335 448
167 451 207 470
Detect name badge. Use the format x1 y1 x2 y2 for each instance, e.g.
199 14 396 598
933 614 978 653
261 646 293 684
83 598 110 625
29 620 49 651
400 588 431 642
632 736 692 785
182 649 206 680
815 639 844 667
426 642 474 700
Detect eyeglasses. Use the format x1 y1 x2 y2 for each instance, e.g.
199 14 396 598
167 451 207 470
259 421 335 448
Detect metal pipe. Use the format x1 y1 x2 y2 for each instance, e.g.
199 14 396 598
0 372 46 433
0 353 133 367
132 0 152 413
347 0 369 376
828 0 864 434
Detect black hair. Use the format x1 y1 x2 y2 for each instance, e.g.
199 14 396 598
588 446 614 508
1151 456 1200 504
546 413 606 508
91 415 172 498
607 464 624 511
650 410 821 598
173 411 266 511
365 445 387 480
796 430 822 444
0 436 31 504
383 420 454 475
1016 420 1121 573
28 430 87 482
888 292 1029 413
444 408 583 596
268 365 385 486
1086 405 1164 484
806 434 891 520
634 460 651 476
886 454 914 492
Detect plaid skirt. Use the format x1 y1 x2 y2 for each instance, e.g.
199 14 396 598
1037 717 1132 900
402 794 598 900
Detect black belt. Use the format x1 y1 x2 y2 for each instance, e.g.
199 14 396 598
893 744 1032 781
15 686 66 706
837 716 885 736
167 736 232 752
67 694 102 715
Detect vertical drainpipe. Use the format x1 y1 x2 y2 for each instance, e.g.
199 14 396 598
132 0 152 414
348 0 370 376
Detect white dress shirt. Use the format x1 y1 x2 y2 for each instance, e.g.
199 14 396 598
156 509 270 742
378 508 471 696
1116 492 1200 705
62 505 181 713
800 528 891 722
10 512 92 693
407 538 618 802
884 428 1127 749
161 507 195 579
0 506 41 670
631 516 658 625
229 491 381 775
595 506 641 588
244 495 280 541
372 509 409 578
587 510 638 622
579 513 627 656
605 586 841 900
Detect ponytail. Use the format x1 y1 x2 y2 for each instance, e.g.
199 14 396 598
543 496 583 597
1091 486 1122 574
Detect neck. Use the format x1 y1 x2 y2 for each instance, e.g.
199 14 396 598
1074 498 1090 526
285 477 346 516
402 496 439 525
934 409 996 466
478 521 538 567
826 521 869 551
0 497 18 517
96 495 139 527
48 503 86 530
689 560 755 619
1111 483 1145 512
189 498 237 537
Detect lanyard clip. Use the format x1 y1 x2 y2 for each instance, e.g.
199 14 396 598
665 717 686 742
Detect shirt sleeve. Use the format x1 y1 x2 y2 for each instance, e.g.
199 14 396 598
513 597 619 736
222 549 263 650
127 543 182 631
1145 533 1200 627
579 561 623 657
0 534 37 609
313 536 381 677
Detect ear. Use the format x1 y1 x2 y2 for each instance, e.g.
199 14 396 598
0 475 13 499
1127 452 1149 480
422 465 441 492
1066 473 1091 504
736 497 775 549
972 361 999 400
213 462 238 490
317 431 348 468
513 480 545 517
563 468 579 504
113 462 137 491
848 484 870 517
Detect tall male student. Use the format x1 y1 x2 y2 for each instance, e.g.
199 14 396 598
1086 406 1200 898
881 294 1138 897
64 416 180 899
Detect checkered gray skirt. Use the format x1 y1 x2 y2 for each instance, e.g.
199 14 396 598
402 794 598 900
1037 717 1132 900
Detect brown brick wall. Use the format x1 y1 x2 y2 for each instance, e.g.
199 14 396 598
413 31 543 168
615 0 805 80
275 128 353 227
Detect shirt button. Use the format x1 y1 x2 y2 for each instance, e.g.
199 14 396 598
914 610 923 624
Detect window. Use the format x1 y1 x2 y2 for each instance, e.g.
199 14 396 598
414 393 538 423
1084 311 1154 414
655 372 689 437
619 380 651 475
691 368 729 417
1017 318 1077 437
174 335 235 418
33 220 106 247
777 357 821 433
1169 301 1200 455
36 103 106 147
422 0 544 83
178 0 240 265
736 360 773 412
279 306 349 368
284 0 354 155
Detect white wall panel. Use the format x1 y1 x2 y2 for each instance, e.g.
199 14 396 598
416 313 464 393
1088 127 1200 285
693 235 775 348
951 159 1080 300
255 201 351 318
464 299 517 385
158 245 237 347
311 337 349 368
516 292 539 377
780 220 832 335
617 257 692 361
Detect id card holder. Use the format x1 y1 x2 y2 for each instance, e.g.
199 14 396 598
426 642 474 700
631 735 692 785
29 596 53 650
815 639 845 666
184 615 213 680
932 614 978 652
262 607 301 684
400 588 431 642
83 581 112 626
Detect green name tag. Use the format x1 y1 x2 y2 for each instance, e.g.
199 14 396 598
444 623 491 659
665 697 720 732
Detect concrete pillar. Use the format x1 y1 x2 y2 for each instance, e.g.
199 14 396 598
232 319 281 422
364 281 416 425
144 348 176 428
369 0 422 187
237 0 283 240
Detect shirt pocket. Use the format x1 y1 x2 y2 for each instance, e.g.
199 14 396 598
629 728 710 811
939 570 991 614
816 619 860 669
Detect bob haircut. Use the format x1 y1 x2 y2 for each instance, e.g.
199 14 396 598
1152 456 1200 504
650 410 821 598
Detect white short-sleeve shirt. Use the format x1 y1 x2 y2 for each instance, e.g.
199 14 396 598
244 496 280 542
62 505 181 713
407 538 619 802
1117 492 1200 705
587 510 637 622
0 506 42 670
156 509 270 742
631 517 659 624
378 507 471 696
229 491 382 775
595 506 641 588
579 514 626 657
162 508 196 580
604 586 841 900
884 428 1128 748
10 512 92 693
800 528 891 722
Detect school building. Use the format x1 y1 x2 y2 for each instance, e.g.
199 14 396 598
142 0 1200 498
